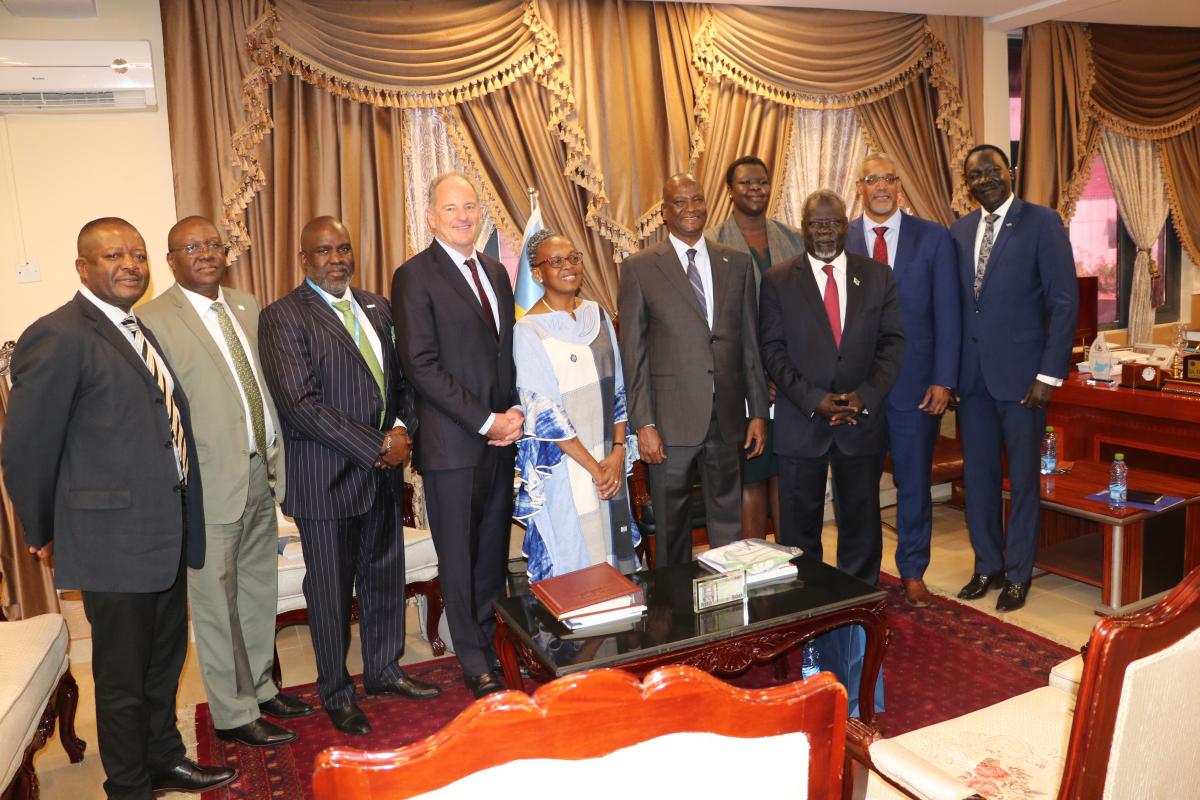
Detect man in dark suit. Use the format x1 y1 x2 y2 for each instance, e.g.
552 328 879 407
760 190 905 584
2 218 235 798
392 173 522 699
846 153 960 607
951 144 1078 612
618 173 769 566
139 216 311 748
259 216 439 737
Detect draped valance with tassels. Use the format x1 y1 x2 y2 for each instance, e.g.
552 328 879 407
162 0 981 312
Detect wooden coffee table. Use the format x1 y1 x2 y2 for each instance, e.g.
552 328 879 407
493 557 889 724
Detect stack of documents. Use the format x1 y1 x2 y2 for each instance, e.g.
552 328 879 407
698 538 801 586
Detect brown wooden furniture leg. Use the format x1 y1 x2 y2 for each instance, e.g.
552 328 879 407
55 671 86 763
404 579 446 657
493 623 523 691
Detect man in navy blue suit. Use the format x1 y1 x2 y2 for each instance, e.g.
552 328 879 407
846 153 959 608
950 145 1078 612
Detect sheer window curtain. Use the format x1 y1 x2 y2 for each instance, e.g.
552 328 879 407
777 108 866 227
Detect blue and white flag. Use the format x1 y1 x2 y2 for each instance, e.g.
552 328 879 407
513 200 544 320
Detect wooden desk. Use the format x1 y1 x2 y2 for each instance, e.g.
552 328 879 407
1005 461 1200 614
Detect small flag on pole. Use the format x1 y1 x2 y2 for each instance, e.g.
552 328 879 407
513 192 543 320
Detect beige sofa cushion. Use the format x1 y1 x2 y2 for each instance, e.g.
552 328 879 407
1048 655 1083 696
0 613 69 790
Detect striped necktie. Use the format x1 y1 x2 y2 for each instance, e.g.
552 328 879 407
685 248 707 323
121 316 189 482
974 213 1001 298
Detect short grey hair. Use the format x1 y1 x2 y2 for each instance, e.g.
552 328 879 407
425 171 478 208
861 152 899 174
526 229 559 265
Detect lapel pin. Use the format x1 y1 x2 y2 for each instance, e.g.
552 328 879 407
237 304 246 311
366 304 376 309
853 276 861 286
722 256 729 262
1006 223 1013 228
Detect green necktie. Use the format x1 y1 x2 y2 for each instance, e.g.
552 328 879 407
212 302 268 457
332 299 386 419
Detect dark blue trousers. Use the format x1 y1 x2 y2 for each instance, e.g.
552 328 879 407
885 406 942 579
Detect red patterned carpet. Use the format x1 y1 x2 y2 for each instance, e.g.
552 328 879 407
195 574 1076 799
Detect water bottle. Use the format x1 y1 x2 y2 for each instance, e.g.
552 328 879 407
801 640 820 679
1109 453 1128 509
1040 426 1058 475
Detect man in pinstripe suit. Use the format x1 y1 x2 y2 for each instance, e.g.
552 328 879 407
259 216 440 736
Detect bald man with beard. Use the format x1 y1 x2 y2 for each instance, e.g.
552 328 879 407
259 216 439 737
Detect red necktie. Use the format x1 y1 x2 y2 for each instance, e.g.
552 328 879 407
465 257 498 337
872 226 889 265
822 264 841 348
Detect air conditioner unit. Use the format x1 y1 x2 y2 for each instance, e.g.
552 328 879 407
0 39 156 112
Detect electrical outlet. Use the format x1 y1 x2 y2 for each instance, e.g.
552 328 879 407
16 261 42 284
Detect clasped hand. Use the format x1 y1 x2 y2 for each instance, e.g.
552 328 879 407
374 426 411 469
485 408 525 447
816 391 864 426
591 451 624 500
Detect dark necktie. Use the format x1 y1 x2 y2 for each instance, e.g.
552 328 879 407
121 316 189 482
822 264 841 348
872 226 889 265
465 257 498 337
685 248 707 322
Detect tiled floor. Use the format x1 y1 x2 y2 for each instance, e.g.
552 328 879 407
33 503 1101 798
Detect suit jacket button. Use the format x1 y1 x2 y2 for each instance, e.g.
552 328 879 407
971 336 978 342
173 485 182 493
155 397 164 404
707 369 714 375
975 309 981 315
165 441 173 448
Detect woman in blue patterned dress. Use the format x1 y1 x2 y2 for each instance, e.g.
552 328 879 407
513 230 639 582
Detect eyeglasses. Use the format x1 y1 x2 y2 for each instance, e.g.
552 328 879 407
803 218 847 231
861 174 899 186
534 252 583 270
170 241 229 256
965 166 1008 184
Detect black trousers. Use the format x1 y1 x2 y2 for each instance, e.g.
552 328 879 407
778 446 886 584
644 412 741 566
294 480 407 709
82 533 188 799
422 448 513 678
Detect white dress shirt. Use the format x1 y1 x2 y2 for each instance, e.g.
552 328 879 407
807 251 848 331
861 209 902 269
309 281 406 429
668 233 715 329
178 285 277 454
972 193 1061 387
79 284 184 477
433 238 517 434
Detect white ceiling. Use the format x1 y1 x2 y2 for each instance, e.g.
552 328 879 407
697 0 1200 31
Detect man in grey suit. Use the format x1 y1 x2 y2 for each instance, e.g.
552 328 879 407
619 173 770 566
139 216 312 748
3 217 235 798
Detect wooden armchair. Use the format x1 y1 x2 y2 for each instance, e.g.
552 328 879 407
312 665 848 799
845 564 1200 799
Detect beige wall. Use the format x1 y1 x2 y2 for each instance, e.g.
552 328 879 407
0 0 176 344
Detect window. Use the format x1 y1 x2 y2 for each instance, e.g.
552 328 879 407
1008 36 1181 333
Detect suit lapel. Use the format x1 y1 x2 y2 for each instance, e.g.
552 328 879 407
432 244 497 335
353 288 395 393
709 246 733 329
168 285 241 399
792 257 839 351
74 294 157 391
842 256 862 346
301 283 367 371
957 209 981 289
892 214 917 280
846 217 867 259
764 220 790 264
651 241 707 325
977 198 1022 298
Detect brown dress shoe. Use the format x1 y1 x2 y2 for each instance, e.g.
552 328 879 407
902 578 933 608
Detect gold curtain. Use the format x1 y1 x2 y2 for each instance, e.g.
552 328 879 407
0 362 59 620
1017 20 1200 265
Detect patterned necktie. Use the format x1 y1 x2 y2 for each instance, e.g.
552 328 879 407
211 302 267 458
974 213 1001 298
464 258 498 337
822 264 842 348
872 226 889 265
685 248 707 322
332 299 386 418
121 316 189 482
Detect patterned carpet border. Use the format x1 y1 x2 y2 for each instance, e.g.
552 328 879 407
194 573 1077 798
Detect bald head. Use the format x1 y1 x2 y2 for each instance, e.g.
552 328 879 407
661 172 707 244
800 190 849 261
300 216 355 296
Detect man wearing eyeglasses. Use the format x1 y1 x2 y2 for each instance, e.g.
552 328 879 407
951 145 1077 612
845 154 960 608
259 216 439 736
139 216 311 748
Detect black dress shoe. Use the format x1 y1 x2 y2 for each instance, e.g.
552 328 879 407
215 717 297 747
364 672 442 700
326 702 371 736
259 692 314 719
150 758 237 794
464 671 505 699
957 572 1006 600
996 581 1030 612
